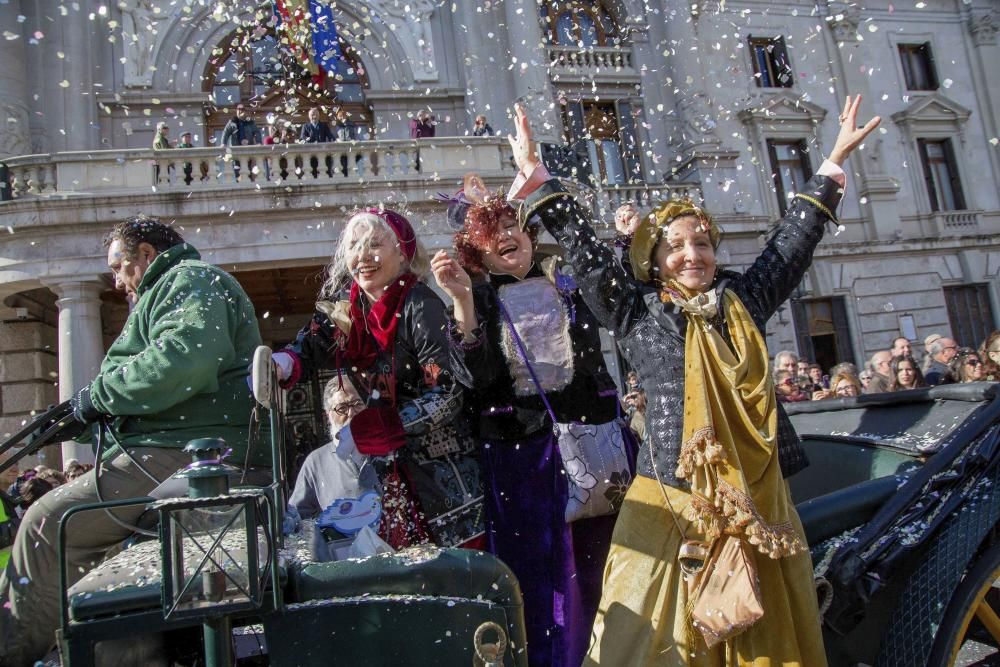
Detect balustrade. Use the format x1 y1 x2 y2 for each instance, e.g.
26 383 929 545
1 138 515 198
547 46 636 77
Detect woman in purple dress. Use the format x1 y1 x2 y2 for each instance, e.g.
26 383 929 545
431 188 638 667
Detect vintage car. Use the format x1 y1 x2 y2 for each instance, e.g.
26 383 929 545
2 351 997 666
787 382 1000 667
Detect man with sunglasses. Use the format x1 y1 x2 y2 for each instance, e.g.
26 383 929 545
288 376 377 520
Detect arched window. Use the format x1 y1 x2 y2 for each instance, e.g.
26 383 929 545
541 2 623 47
202 25 372 145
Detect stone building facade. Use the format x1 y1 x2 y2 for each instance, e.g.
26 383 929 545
1 0 998 466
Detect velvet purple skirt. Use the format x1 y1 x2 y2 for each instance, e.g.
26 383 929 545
481 422 639 667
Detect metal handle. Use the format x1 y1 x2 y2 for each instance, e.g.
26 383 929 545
473 621 507 667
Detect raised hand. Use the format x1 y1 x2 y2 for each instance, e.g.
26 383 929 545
829 95 881 167
431 250 472 302
507 103 541 175
614 203 641 236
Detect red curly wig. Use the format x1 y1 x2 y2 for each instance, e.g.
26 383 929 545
453 194 539 275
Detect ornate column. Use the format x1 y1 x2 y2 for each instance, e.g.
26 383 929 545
49 280 105 464
502 0 560 142
0 0 31 159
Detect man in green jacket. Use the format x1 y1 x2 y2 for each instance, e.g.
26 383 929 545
0 216 266 666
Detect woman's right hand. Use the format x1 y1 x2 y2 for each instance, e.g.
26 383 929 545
431 250 472 302
812 389 831 401
507 103 541 176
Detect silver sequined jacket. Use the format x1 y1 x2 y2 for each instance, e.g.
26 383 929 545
521 176 843 488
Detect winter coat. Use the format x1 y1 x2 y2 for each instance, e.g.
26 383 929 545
925 358 955 386
521 175 843 488
222 117 261 146
88 244 266 464
282 281 484 547
300 121 334 143
409 119 435 139
450 258 620 441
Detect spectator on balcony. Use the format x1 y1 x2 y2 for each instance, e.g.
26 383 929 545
335 109 362 177
152 122 172 150
924 335 958 386
300 107 334 143
279 125 296 144
300 107 335 178
410 110 436 138
889 354 926 391
176 131 199 183
263 125 279 146
222 104 261 146
222 104 261 182
472 114 495 137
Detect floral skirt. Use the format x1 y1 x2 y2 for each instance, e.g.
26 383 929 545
584 475 827 667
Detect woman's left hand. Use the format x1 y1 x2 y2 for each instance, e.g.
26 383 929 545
507 103 541 175
829 95 881 167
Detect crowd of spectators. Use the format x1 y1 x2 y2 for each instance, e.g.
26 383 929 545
770 330 1000 404
151 106 498 150
1 457 94 568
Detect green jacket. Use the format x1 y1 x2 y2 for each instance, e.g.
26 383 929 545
89 244 268 466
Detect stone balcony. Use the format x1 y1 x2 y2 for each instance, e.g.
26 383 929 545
2 138 519 198
546 45 639 83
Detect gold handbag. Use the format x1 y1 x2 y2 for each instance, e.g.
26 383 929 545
688 533 764 648
652 439 764 649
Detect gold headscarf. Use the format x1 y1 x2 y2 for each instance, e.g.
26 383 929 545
629 199 720 283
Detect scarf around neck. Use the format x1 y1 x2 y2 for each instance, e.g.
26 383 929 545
666 280 804 560
345 273 419 370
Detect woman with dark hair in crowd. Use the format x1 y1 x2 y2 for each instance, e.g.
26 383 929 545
888 354 926 391
432 179 638 667
501 95 878 665
952 348 986 383
271 208 484 550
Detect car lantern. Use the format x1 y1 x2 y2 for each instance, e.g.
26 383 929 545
156 438 269 624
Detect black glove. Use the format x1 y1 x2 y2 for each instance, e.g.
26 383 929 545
70 386 101 425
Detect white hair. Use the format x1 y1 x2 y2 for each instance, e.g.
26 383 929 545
321 211 429 298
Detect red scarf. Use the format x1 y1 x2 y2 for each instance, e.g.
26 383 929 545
344 272 419 369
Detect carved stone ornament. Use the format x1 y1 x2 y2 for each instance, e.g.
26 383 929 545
121 0 168 88
827 6 861 43
367 0 438 82
969 11 998 47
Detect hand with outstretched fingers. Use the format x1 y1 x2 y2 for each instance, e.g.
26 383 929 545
829 95 881 167
507 103 541 176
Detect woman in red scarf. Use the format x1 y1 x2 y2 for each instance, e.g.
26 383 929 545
275 208 484 550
